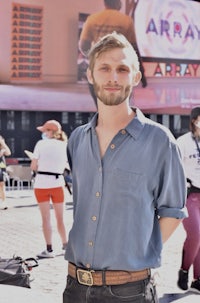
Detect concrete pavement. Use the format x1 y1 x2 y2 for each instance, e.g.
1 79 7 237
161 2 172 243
0 188 199 303
0 188 73 303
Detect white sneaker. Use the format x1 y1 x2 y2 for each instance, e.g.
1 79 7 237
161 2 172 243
36 250 55 259
0 201 8 210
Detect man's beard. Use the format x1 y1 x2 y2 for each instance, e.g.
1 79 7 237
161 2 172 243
92 81 132 106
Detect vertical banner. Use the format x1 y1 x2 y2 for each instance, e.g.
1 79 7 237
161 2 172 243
11 3 43 81
77 13 89 83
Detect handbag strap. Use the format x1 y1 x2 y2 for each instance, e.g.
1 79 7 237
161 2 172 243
24 257 39 270
193 136 200 157
2 256 39 271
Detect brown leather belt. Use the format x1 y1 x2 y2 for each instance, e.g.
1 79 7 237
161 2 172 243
68 262 150 286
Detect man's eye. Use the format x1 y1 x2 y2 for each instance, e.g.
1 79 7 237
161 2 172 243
100 66 109 71
118 67 128 73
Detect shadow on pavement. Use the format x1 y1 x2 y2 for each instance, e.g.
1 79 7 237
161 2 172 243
65 201 73 210
0 285 55 303
14 204 38 209
12 201 73 210
159 291 199 302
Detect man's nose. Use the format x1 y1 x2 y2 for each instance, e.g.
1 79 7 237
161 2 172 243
109 70 118 82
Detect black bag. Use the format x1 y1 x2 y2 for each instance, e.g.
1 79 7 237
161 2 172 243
0 256 38 288
186 178 200 197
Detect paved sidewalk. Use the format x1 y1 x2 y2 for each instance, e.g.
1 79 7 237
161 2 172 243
0 189 199 302
0 189 73 303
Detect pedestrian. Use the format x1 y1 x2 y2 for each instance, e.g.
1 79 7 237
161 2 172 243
31 120 68 258
79 0 147 106
0 135 11 210
177 107 200 293
63 32 187 303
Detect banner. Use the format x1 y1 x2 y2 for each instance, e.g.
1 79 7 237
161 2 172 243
11 3 43 81
128 0 200 77
133 0 200 62
77 13 89 83
77 0 200 82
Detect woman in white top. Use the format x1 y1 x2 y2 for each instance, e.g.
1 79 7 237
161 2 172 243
31 120 68 258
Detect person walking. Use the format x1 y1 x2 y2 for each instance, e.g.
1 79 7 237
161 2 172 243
177 107 200 293
0 135 11 210
31 120 68 258
63 32 187 303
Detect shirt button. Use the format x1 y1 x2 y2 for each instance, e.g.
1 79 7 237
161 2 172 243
110 144 115 149
91 216 97 221
121 129 126 134
96 192 100 197
88 241 93 246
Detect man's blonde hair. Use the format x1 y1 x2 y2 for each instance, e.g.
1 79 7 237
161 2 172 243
88 32 140 73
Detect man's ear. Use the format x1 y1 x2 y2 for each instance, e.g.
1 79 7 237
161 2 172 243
132 71 142 87
87 68 93 84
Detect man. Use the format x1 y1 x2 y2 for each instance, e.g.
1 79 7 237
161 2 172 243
79 0 147 107
63 32 187 302
177 107 200 293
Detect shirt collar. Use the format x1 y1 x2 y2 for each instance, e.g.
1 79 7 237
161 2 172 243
84 108 146 140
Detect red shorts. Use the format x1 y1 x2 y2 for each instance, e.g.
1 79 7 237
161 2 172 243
34 187 65 203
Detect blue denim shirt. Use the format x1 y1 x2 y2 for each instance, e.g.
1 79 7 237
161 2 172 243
65 109 187 271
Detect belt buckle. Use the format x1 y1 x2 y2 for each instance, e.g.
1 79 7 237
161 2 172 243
77 269 94 286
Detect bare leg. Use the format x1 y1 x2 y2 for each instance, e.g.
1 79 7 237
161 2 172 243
38 201 52 245
0 181 8 209
53 202 67 246
0 182 6 199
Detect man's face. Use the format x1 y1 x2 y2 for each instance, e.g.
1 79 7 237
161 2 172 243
87 48 140 106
